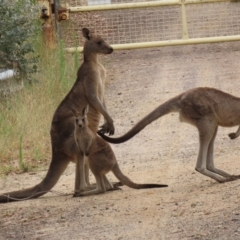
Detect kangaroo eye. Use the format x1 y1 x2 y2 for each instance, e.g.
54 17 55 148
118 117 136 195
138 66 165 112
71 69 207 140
82 118 85 122
97 41 102 45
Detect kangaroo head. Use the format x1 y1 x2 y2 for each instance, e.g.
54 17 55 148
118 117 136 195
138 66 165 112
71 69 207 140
75 105 89 129
82 28 113 55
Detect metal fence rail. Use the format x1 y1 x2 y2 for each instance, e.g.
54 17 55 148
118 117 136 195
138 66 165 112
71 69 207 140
59 0 240 51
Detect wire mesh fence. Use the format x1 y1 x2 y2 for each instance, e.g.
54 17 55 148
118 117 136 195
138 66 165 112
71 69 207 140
187 2 240 39
59 0 240 48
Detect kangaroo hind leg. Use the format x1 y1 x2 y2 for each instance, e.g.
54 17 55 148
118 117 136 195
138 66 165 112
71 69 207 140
103 175 122 191
74 154 88 194
74 174 106 197
206 126 237 182
195 121 228 183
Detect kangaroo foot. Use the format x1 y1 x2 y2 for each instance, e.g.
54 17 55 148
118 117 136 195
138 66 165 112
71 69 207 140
113 182 123 187
219 175 240 183
108 185 122 192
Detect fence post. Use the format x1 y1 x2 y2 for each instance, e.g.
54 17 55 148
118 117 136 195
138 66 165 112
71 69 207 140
180 0 189 39
38 0 55 48
53 0 62 39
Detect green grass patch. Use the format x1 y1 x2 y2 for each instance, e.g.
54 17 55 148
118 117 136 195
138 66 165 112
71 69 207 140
0 40 81 175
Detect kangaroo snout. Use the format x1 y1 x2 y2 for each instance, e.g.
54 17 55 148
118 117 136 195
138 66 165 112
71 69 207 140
76 119 83 128
108 47 113 54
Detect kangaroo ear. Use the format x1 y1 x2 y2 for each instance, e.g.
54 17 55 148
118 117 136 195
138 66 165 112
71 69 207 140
82 28 90 40
82 105 89 116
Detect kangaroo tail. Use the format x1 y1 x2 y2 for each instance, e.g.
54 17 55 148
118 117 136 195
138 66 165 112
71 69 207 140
0 154 69 203
112 163 168 189
98 96 181 144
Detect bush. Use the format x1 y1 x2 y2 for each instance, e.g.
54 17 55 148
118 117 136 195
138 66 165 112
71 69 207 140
0 0 40 82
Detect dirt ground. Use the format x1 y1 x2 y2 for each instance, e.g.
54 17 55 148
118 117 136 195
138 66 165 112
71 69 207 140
1 42 240 240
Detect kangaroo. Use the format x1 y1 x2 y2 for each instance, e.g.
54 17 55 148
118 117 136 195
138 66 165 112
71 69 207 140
98 87 240 183
0 28 115 203
73 105 168 196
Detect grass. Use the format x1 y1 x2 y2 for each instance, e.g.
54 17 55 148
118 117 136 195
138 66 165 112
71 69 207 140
0 39 81 175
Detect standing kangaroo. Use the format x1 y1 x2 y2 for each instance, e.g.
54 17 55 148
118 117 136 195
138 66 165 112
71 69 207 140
98 87 240 183
0 28 115 203
73 105 167 196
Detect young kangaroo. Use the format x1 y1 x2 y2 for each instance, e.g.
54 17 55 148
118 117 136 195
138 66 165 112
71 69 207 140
73 105 167 196
0 28 115 203
98 87 240 183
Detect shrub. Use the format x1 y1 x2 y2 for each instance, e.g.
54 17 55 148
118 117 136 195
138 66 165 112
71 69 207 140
0 0 40 82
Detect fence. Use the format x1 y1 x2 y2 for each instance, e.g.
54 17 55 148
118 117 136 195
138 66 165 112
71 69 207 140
57 0 240 51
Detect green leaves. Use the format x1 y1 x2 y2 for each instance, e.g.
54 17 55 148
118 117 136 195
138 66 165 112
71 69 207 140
0 0 40 82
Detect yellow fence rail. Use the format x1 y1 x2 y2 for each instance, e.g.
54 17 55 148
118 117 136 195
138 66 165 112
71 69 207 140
63 0 240 51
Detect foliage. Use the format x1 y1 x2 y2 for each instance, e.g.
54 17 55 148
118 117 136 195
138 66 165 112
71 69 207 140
0 0 40 81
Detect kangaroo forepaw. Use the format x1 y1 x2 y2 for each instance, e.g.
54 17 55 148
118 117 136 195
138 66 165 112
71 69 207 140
228 132 237 140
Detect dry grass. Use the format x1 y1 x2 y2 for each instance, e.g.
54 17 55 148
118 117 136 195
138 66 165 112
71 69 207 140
0 41 80 175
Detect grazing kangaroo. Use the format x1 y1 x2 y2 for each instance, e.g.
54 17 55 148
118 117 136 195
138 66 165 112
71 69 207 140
98 87 240 183
0 28 115 203
73 105 167 197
